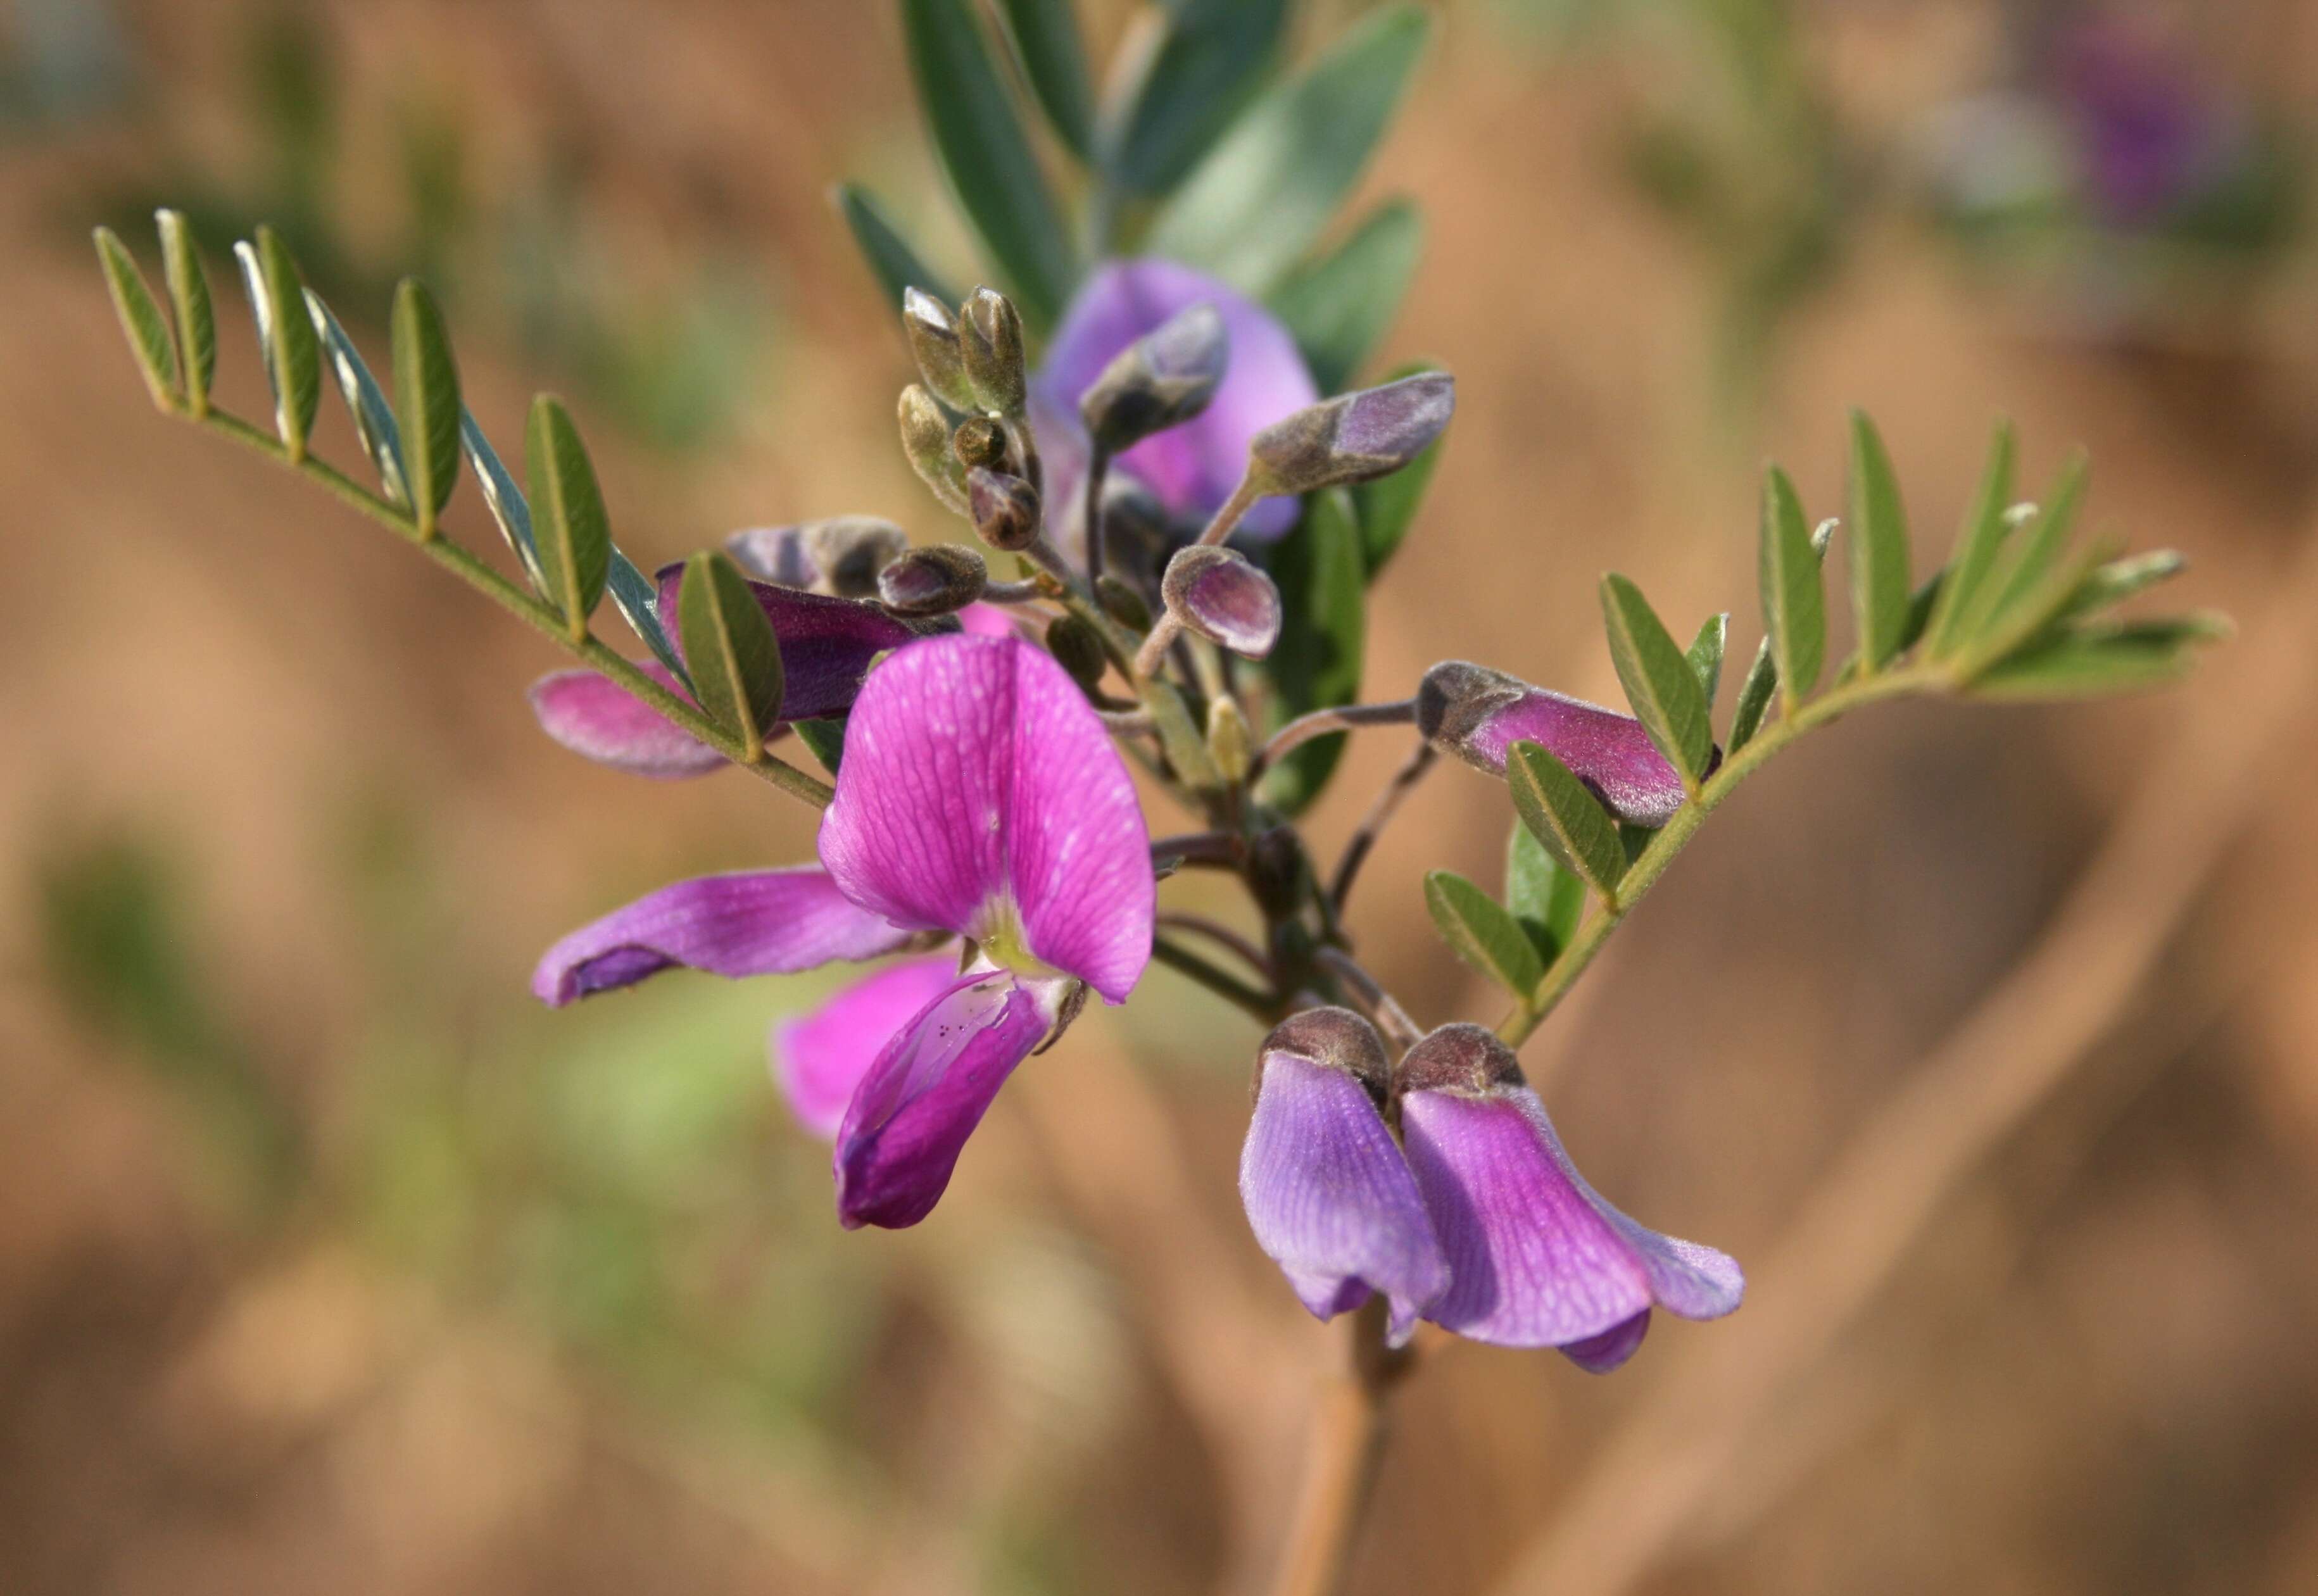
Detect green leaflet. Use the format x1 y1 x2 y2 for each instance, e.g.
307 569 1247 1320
254 227 321 458
1101 0 1289 198
1504 821 1585 966
525 396 613 638
1600 572 1713 784
1846 410 1912 672
1758 463 1825 712
1257 489 1367 816
900 0 1074 328
156 211 215 415
1425 870 1545 1000
1506 740 1626 896
1144 6 1430 295
832 182 962 314
94 228 179 411
677 551 786 757
993 0 1096 160
1687 612 1730 707
390 278 462 536
1269 198 1425 394
1924 420 2016 658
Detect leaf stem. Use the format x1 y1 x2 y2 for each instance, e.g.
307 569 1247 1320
1497 664 1942 1046
192 407 836 807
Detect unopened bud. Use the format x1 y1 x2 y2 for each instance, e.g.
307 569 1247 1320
1207 695 1253 784
1045 614 1109 694
966 466 1041 552
952 415 1009 473
1079 301 1229 455
1399 1022 1525 1096
1415 659 1691 827
878 543 987 617
723 524 819 589
1095 574 1152 633
805 516 910 599
900 384 966 512
960 287 1027 417
902 288 978 413
1095 474 1173 582
1247 372 1455 496
1257 1007 1390 1100
1159 544 1283 660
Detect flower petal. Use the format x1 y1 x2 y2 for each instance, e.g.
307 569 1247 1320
1417 662 1694 827
527 664 728 779
772 957 961 1140
833 970 1060 1228
817 634 1153 1002
1401 1086 1656 1348
1559 1310 1652 1374
1240 1050 1448 1345
1034 259 1318 544
653 563 933 720
533 867 912 1007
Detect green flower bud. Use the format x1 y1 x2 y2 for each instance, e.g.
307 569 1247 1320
902 288 978 413
961 287 1027 417
899 384 967 513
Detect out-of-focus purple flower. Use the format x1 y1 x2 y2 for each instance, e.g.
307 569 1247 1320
527 663 733 779
652 563 935 722
2053 16 2236 225
1033 259 1319 548
533 867 914 1007
774 957 961 1139
1238 1008 1449 1345
724 517 909 598
535 632 1154 1231
1398 1024 1742 1371
1416 661 1694 827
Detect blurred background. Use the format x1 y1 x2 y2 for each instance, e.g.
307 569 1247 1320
7 1 2318 1592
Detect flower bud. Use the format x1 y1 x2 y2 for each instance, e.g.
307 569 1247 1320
722 524 821 589
803 516 909 599
1207 695 1253 783
1159 544 1283 660
966 466 1041 553
900 384 966 512
1095 573 1152 634
960 287 1026 417
1093 473 1174 583
1079 301 1229 456
951 415 1009 473
1415 660 1691 828
878 543 988 617
1247 372 1455 496
902 287 979 413
1045 613 1109 695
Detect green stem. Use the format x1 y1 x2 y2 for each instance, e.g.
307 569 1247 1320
1497 664 1943 1047
194 408 835 808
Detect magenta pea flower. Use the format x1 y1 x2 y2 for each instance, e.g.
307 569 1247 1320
1397 1024 1742 1371
1033 258 1320 548
1238 1008 1449 1345
534 632 1153 1229
1417 660 1695 827
526 560 938 779
772 957 962 1139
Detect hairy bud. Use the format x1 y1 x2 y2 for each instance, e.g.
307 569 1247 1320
877 543 987 617
1399 1022 1525 1096
966 466 1041 553
960 287 1026 417
899 384 966 512
1079 301 1229 455
1159 544 1283 659
1416 659 1692 828
1045 614 1109 694
1256 1007 1392 1101
902 288 978 413
1095 574 1153 634
952 415 1009 473
1247 373 1455 496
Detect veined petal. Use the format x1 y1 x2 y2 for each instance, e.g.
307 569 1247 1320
817 634 1153 1003
772 957 961 1140
1240 1022 1447 1345
1035 259 1318 545
652 563 935 720
534 867 912 1007
833 969 1061 1229
527 664 728 779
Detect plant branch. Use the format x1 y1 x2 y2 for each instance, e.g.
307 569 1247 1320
1265 1296 1416 1596
1152 934 1278 1018
1253 699 1418 779
1330 741 1437 911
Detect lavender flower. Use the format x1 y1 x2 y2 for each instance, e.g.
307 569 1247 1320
1416 660 1694 827
1397 1025 1742 1371
534 633 1154 1229
1033 259 1319 548
1238 1008 1449 1345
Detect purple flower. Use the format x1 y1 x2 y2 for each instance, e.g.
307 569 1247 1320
1238 1008 1449 1345
528 662 731 779
1416 661 1694 827
1397 1024 1742 1371
1033 259 1320 548
774 957 962 1139
534 632 1154 1230
2052 16 2236 225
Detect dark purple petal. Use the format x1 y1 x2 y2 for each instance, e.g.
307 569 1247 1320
1559 1310 1651 1374
527 663 727 779
1034 259 1318 545
533 867 913 1007
1398 1023 1741 1357
1417 661 1694 827
1161 546 1283 659
772 956 961 1140
816 635 1154 1002
653 563 930 721
833 969 1059 1228
1240 1036 1447 1345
